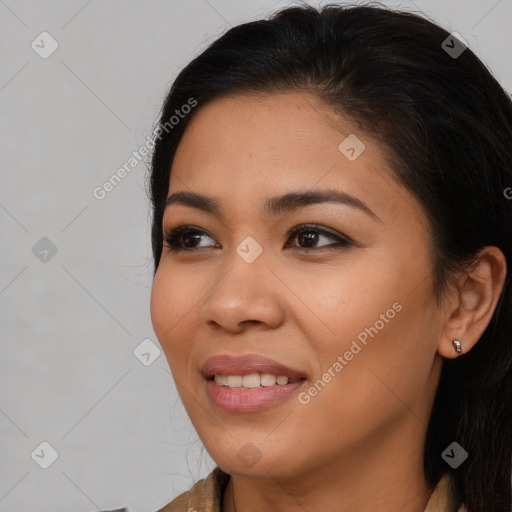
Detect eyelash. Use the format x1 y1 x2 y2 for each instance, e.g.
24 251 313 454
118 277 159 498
162 223 352 253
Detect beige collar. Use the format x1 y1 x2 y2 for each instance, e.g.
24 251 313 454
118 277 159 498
424 473 466 512
157 467 465 512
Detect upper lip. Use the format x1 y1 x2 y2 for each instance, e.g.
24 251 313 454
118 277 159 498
201 354 307 380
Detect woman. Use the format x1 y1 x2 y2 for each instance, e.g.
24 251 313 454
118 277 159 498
147 3 512 512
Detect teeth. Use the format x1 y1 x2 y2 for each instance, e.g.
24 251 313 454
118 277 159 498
215 374 227 386
242 373 260 388
260 373 277 386
226 375 243 387
214 373 297 388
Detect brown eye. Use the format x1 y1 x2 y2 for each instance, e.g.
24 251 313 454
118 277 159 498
163 225 219 252
286 224 352 250
162 223 351 253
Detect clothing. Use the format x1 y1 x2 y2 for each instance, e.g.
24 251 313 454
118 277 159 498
157 466 468 512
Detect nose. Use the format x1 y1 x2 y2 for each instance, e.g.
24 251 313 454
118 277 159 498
199 249 285 334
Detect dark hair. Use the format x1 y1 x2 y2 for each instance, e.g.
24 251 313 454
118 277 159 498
147 3 512 511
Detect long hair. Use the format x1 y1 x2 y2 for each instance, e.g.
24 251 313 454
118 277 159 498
147 4 512 511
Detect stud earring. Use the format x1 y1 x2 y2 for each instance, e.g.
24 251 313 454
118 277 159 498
452 339 462 354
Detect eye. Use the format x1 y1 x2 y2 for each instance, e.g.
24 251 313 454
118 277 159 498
162 223 352 253
163 225 219 252
285 224 352 250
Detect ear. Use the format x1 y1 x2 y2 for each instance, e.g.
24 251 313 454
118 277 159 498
438 246 507 359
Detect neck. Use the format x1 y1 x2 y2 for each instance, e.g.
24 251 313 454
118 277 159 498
222 427 435 512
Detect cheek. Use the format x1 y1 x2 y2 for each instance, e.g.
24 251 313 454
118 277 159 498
150 267 192 364
290 260 399 348
294 311 430 450
149 272 170 345
151 264 198 334
317 291 435 417
295 256 433 392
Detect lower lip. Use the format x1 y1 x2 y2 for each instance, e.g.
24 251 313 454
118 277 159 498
205 378 306 412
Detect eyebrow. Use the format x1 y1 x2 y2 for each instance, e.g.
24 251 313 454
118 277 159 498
163 188 381 222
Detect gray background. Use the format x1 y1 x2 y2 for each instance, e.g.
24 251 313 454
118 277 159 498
0 0 511 511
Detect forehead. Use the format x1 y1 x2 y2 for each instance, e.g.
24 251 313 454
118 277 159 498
167 91 426 229
172 92 350 177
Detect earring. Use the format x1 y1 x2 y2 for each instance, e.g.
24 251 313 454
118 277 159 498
452 339 462 354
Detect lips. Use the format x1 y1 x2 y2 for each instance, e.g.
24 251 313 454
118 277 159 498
201 353 307 380
201 354 308 413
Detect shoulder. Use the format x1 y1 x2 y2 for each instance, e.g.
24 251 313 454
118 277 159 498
157 467 231 512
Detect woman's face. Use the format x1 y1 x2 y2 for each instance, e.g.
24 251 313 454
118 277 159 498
150 91 447 481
